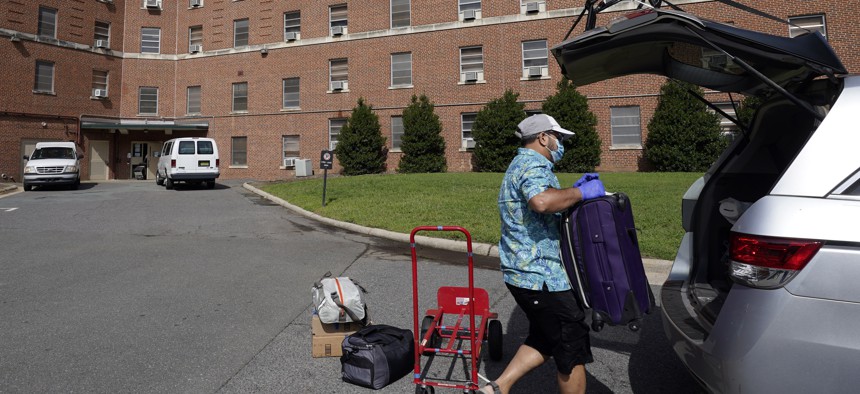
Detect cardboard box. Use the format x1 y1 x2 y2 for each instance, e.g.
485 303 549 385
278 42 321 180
311 314 360 358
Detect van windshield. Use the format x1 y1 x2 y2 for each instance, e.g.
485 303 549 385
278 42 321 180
31 147 75 160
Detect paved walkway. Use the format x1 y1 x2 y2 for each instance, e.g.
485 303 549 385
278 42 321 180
243 183 673 285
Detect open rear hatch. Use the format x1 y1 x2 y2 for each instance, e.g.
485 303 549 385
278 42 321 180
551 7 847 331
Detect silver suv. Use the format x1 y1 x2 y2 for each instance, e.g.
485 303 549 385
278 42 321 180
552 8 859 393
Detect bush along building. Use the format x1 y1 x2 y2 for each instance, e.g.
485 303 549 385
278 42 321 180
1 0 856 181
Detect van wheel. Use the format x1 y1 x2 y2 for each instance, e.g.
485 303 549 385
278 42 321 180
206 181 215 189
165 178 174 190
155 172 164 186
23 184 32 191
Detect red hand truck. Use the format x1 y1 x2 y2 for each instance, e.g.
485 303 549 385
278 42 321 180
410 226 503 394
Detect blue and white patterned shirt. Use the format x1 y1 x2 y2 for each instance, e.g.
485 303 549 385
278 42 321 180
498 148 571 292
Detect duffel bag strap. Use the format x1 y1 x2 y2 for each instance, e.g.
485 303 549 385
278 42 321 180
330 291 366 326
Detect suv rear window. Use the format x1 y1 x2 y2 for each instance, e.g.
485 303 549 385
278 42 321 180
197 141 213 154
178 141 196 155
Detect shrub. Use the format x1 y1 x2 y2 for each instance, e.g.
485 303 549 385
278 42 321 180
397 94 447 173
542 77 601 172
644 80 725 171
472 90 526 172
334 98 387 175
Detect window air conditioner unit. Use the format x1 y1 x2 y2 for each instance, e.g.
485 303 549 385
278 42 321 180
331 26 344 36
331 81 345 91
283 158 296 167
189 44 202 53
526 2 540 13
463 9 476 20
528 66 543 78
98 0 114 4
464 71 478 82
462 139 476 149
190 0 201 7
95 39 108 49
145 0 160 9
284 31 297 41
93 89 107 98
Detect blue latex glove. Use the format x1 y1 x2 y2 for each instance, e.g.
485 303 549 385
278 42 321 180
574 173 600 188
578 179 606 201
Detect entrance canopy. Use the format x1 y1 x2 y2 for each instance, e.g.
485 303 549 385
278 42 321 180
80 116 209 132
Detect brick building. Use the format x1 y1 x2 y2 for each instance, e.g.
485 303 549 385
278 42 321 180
1 0 856 181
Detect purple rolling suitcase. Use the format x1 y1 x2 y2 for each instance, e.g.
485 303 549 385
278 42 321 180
560 192 654 332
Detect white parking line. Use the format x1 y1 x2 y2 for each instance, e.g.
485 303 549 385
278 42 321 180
1 208 18 212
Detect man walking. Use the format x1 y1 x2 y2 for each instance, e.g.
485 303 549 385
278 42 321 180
483 114 605 394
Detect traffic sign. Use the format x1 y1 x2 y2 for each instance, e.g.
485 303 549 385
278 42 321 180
320 150 333 170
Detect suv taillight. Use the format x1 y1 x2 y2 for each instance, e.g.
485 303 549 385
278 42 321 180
171 159 176 168
729 232 823 289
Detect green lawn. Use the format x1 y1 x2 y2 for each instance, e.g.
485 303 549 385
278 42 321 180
260 172 702 260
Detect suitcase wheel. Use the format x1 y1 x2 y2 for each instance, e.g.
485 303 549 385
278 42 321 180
628 320 641 332
591 320 604 332
415 385 435 394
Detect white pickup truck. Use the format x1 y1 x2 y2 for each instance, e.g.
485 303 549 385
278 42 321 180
22 141 82 191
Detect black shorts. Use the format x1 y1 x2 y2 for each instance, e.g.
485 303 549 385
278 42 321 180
506 283 593 374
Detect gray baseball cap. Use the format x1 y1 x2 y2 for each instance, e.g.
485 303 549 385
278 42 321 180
515 114 575 140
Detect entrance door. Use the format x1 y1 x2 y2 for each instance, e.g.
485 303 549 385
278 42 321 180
89 140 110 180
146 142 162 179
130 141 163 180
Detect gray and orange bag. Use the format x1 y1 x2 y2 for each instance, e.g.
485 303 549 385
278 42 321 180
312 271 368 325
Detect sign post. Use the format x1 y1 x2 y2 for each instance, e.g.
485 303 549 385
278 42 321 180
320 150 334 207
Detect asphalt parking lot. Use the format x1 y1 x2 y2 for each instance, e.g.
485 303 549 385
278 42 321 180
0 181 700 393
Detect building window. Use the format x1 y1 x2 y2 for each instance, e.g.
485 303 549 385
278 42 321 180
461 113 476 149
610 106 642 147
92 70 108 97
712 102 740 141
330 4 348 35
329 59 348 91
189 0 203 7
231 136 247 166
391 116 404 151
284 11 300 40
94 21 110 47
459 0 481 19
234 19 249 47
34 61 55 94
140 27 161 53
329 118 346 150
38 7 57 39
282 77 300 108
789 15 826 38
232 82 248 112
187 86 201 114
460 46 484 82
138 87 159 115
391 52 412 87
282 135 300 162
520 0 545 13
391 0 410 28
522 40 548 78
189 25 203 52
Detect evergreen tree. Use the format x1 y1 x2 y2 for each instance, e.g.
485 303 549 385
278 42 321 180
736 94 763 130
472 90 526 172
541 77 601 172
644 80 725 171
397 94 447 173
333 98 387 175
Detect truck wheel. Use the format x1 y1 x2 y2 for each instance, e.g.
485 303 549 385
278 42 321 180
23 184 32 191
165 178 174 190
71 179 80 190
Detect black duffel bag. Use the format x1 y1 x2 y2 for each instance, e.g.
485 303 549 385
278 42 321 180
340 324 414 389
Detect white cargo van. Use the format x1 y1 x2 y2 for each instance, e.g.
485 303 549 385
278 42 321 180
22 141 82 191
156 137 219 189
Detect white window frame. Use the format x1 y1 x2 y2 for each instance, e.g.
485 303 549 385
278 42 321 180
34 61 55 94
461 113 477 150
232 82 248 113
189 25 203 52
459 46 484 83
231 136 247 167
140 27 161 54
391 116 404 151
521 40 549 79
610 106 642 148
391 0 410 29
92 69 108 98
284 11 301 40
94 21 110 47
330 4 348 36
187 85 201 115
788 14 826 38
390 52 412 87
234 18 249 47
38 7 57 39
282 77 300 108
329 118 346 150
282 135 300 164
329 59 348 92
138 87 159 115
459 0 481 20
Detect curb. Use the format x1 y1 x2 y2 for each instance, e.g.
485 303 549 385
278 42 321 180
0 184 20 196
243 182 672 284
